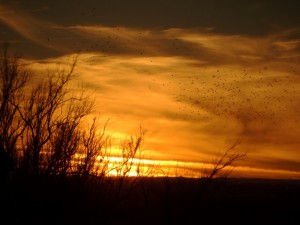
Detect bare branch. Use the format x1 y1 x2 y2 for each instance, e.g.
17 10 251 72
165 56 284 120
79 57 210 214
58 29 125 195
204 140 246 180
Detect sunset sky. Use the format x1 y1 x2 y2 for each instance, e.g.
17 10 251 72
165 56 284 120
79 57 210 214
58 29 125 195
1 0 300 179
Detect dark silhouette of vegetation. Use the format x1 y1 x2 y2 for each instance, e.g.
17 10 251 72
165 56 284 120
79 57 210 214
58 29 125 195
0 44 28 178
2 44 297 225
0 44 152 181
202 140 246 180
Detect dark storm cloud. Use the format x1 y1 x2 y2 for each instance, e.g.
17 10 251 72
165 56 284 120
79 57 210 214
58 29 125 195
1 1 300 63
1 0 300 36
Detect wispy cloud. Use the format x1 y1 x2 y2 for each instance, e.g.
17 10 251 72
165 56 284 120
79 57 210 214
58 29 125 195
2 2 300 63
0 4 59 50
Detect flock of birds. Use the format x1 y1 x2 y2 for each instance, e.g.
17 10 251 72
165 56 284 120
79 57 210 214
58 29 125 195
41 6 299 131
148 66 298 129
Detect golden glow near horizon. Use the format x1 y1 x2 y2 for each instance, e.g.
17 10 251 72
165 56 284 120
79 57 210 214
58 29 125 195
72 153 300 179
1 2 300 179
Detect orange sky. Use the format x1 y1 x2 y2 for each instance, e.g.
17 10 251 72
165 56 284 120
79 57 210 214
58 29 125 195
1 1 300 179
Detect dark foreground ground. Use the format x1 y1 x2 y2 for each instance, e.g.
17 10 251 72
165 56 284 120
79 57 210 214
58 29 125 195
1 175 300 225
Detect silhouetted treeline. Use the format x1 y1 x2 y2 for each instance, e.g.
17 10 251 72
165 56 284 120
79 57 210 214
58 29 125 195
2 175 300 225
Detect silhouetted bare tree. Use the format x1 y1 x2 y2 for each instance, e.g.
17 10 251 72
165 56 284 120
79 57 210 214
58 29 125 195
75 117 110 179
0 44 29 177
44 96 94 177
202 140 246 180
16 57 92 176
190 140 247 207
